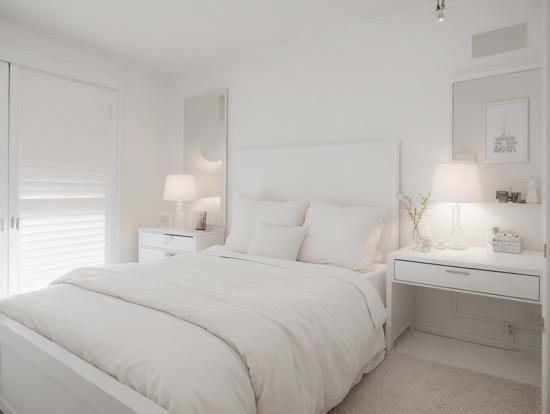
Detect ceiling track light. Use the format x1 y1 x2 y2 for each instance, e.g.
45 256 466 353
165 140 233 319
436 0 446 22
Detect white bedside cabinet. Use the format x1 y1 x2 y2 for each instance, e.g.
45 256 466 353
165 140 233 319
386 246 545 349
139 227 225 263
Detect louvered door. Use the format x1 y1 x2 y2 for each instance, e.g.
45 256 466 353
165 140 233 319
8 66 118 295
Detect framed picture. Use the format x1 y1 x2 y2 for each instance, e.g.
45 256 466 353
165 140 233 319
484 98 528 163
192 211 207 230
158 212 172 228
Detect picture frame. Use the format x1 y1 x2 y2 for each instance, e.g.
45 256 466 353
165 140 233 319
484 98 528 163
158 212 172 228
192 211 207 231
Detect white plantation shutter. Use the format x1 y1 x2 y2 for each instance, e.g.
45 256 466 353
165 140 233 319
10 67 117 294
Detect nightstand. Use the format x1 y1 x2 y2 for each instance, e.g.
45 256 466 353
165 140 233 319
385 246 545 349
138 227 225 263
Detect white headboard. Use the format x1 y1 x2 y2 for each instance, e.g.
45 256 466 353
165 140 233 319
231 139 401 256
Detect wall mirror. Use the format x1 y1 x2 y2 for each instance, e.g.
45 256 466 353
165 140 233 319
183 89 227 226
451 66 542 201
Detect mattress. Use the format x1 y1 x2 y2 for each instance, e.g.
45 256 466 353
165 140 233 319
0 249 387 414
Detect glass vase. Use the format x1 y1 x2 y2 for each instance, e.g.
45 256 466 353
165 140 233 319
411 224 423 251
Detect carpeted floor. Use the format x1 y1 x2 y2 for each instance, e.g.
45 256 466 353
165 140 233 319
330 351 541 414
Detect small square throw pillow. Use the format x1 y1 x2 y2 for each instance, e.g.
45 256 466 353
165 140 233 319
248 222 307 261
225 193 309 253
298 200 386 271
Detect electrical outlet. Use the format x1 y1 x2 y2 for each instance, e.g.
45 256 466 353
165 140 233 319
504 322 517 336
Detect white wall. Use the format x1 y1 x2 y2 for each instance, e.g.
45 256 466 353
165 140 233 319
169 0 544 350
542 0 549 410
0 18 173 262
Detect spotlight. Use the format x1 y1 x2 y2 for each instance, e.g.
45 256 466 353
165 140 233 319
436 0 445 22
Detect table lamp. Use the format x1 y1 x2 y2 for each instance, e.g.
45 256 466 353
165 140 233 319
163 174 196 228
432 163 482 250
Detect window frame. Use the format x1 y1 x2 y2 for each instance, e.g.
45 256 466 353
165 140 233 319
7 64 120 295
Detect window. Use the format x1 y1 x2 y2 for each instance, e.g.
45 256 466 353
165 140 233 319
6 66 118 294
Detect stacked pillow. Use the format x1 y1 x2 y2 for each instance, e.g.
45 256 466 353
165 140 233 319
225 193 309 253
298 200 386 271
248 222 307 261
225 193 386 271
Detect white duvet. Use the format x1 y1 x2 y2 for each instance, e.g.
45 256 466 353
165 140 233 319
0 247 387 414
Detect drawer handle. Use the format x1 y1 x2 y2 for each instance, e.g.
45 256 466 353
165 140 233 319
165 252 177 258
445 269 470 276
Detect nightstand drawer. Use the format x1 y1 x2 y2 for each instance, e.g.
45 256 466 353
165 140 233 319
394 259 540 301
140 248 188 263
140 232 195 253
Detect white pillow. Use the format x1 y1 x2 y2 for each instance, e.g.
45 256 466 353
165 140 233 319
248 223 307 261
298 200 386 271
225 193 309 253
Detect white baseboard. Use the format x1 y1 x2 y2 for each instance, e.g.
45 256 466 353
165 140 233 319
414 323 541 354
393 323 411 344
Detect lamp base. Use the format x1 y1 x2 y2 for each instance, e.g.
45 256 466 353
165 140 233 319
174 201 185 229
447 204 468 250
447 225 467 250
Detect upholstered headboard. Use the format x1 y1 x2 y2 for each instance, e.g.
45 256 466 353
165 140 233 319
230 139 401 257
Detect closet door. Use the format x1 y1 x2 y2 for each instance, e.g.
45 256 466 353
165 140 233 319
0 62 8 298
8 66 118 295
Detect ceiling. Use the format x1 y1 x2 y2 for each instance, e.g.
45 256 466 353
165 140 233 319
0 0 436 76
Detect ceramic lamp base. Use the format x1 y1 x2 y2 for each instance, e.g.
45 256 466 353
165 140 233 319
174 201 185 228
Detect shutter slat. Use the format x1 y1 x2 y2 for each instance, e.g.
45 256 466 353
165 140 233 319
21 222 105 236
21 234 104 247
21 244 105 260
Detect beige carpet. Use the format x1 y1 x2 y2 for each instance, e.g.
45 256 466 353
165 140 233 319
330 351 541 414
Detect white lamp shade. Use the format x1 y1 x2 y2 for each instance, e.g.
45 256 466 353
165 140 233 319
163 174 197 201
432 163 482 203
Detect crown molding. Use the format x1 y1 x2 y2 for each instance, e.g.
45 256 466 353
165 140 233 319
177 0 475 78
0 0 475 79
251 0 472 59
0 15 170 78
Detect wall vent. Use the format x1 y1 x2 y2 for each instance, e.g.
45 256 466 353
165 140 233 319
472 23 527 58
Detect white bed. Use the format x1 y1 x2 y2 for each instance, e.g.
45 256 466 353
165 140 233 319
365 263 388 305
0 140 400 414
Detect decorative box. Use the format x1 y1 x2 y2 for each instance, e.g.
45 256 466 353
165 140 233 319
492 232 522 254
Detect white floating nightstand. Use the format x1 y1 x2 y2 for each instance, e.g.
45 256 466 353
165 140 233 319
385 246 544 349
138 227 225 263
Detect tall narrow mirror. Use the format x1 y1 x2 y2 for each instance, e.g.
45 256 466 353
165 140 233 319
183 89 227 227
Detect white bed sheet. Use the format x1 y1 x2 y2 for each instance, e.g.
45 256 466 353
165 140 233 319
0 249 387 414
364 263 387 306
